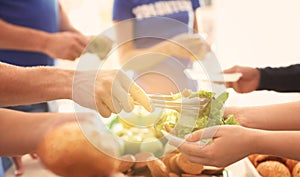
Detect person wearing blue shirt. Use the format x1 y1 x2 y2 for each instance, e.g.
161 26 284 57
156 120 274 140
0 159 3 177
112 0 206 95
0 0 89 176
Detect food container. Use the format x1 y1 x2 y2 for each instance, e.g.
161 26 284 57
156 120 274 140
244 158 262 177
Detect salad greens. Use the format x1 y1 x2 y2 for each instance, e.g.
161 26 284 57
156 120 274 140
155 90 239 138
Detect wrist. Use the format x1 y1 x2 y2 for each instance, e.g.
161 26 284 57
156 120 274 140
39 33 53 56
37 67 74 100
245 128 263 154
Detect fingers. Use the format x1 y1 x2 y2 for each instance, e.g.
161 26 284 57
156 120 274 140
129 82 152 112
96 100 112 118
112 82 134 112
118 70 152 112
12 156 24 176
223 65 239 74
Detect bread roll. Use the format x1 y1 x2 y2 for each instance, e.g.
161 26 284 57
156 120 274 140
37 121 120 177
253 154 286 167
285 159 298 173
292 162 300 177
176 153 204 175
256 161 291 177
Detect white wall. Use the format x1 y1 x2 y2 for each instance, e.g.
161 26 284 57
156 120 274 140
214 0 300 69
211 0 300 106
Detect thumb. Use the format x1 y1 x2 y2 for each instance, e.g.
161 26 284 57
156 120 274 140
186 126 220 142
223 65 239 74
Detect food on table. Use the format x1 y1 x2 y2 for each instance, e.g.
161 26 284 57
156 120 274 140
248 154 300 177
37 121 120 177
147 156 170 177
256 161 291 177
292 162 300 177
175 153 204 174
118 154 136 173
118 151 224 177
154 89 239 138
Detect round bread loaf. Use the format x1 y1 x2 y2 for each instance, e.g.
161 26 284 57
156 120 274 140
257 161 291 177
292 162 300 177
37 121 120 177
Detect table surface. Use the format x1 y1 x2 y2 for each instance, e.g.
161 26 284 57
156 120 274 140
5 155 256 177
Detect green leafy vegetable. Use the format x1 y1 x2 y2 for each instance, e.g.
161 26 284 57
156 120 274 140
155 90 239 138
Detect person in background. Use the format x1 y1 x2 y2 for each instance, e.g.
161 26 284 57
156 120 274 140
224 64 300 93
112 0 209 94
0 0 89 175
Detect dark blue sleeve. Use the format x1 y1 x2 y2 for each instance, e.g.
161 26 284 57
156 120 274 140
191 0 201 10
112 0 135 21
257 64 300 92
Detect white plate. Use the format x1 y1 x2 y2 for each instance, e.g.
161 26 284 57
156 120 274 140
184 69 242 83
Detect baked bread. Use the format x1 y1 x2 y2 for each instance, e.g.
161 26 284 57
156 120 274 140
256 161 291 177
37 121 120 177
292 162 300 177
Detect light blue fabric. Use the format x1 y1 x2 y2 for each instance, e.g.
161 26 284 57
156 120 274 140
0 157 4 177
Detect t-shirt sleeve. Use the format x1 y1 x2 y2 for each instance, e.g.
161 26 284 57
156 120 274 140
191 0 201 10
112 0 135 21
257 64 300 92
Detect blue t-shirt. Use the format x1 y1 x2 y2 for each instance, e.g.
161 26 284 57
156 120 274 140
0 0 60 66
0 158 3 177
113 0 200 48
113 0 201 91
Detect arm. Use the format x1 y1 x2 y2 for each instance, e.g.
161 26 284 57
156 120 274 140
58 2 80 33
0 18 88 60
0 62 73 106
0 108 76 156
172 125 300 167
258 64 300 92
0 19 49 53
225 101 300 130
224 64 300 93
0 62 151 117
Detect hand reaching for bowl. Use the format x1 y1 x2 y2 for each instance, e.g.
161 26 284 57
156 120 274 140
73 70 152 117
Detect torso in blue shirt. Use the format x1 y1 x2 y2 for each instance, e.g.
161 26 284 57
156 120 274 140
0 0 59 66
0 158 3 177
113 0 201 91
113 0 200 48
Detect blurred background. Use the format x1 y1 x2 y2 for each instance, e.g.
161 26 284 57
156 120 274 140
57 0 300 112
4 0 300 176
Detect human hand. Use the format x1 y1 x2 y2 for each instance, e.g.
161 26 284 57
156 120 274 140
44 32 89 60
73 70 152 118
158 33 211 61
224 65 260 93
170 125 255 167
87 35 114 60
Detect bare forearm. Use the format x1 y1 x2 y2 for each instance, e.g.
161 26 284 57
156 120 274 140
226 101 300 130
0 62 73 106
252 130 300 160
0 108 76 156
0 19 49 53
58 3 79 33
